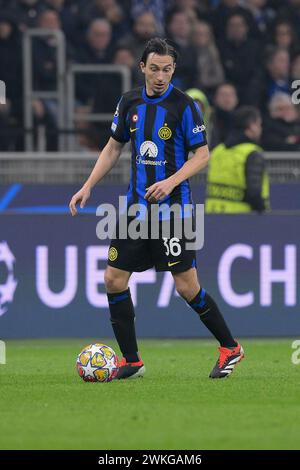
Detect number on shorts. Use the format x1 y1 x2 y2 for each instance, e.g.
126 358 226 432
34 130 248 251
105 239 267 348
163 237 181 257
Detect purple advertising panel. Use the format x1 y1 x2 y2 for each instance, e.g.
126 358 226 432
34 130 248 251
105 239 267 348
0 212 299 339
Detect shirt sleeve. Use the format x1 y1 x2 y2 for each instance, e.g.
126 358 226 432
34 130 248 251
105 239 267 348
182 100 207 151
244 151 266 212
110 96 130 143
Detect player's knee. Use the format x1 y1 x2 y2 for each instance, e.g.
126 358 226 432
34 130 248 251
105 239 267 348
174 277 200 302
175 280 193 301
104 268 128 293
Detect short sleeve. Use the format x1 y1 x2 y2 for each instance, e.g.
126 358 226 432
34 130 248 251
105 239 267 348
110 96 130 143
182 100 207 151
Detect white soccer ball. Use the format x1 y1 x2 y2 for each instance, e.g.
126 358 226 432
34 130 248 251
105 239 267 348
76 343 119 382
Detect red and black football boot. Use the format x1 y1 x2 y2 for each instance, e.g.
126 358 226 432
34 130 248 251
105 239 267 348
116 357 145 380
209 344 244 379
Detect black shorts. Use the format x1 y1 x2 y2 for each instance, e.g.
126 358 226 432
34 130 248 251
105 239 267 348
107 216 197 273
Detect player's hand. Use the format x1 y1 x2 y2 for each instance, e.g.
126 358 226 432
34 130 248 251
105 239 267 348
144 179 176 202
69 186 91 216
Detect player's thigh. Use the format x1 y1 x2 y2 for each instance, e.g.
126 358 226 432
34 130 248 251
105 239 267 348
104 265 132 293
172 267 200 302
107 217 153 273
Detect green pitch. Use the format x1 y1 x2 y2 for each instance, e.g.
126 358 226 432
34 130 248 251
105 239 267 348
0 339 299 450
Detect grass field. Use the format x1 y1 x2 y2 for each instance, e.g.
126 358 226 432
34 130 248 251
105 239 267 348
0 338 299 450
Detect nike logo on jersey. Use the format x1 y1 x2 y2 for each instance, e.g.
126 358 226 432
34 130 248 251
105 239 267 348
130 127 139 133
168 261 181 267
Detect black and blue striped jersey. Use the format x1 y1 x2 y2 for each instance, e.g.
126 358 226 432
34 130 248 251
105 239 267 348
110 83 207 215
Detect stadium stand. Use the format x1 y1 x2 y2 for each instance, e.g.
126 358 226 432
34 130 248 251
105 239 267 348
0 0 300 156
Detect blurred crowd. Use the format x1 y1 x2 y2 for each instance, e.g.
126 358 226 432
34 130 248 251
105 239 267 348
1 0 300 151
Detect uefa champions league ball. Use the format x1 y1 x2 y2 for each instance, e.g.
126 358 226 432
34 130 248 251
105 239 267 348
76 343 119 382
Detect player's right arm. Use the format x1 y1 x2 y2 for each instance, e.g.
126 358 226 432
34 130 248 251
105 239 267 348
69 94 131 216
69 137 124 216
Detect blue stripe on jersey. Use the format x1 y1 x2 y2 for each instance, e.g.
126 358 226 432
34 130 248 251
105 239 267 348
126 112 133 207
182 105 205 148
174 124 191 218
151 105 170 220
194 101 203 119
134 103 148 219
152 105 167 182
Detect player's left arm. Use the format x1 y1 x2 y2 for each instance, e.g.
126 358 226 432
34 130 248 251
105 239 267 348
144 145 209 202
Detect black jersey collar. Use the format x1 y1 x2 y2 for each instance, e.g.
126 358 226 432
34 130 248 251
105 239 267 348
142 83 173 104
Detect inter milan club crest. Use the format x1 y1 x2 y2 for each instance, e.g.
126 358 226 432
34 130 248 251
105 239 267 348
158 123 172 140
108 247 118 262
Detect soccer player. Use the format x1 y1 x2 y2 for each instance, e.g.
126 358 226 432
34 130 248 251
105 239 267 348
69 38 244 379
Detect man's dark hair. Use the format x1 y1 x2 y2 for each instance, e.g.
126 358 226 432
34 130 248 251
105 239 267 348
141 37 178 64
233 106 261 131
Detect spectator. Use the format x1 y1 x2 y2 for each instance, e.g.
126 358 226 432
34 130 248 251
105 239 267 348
270 20 299 57
76 18 113 65
279 0 300 39
41 0 84 49
192 20 225 96
0 12 23 150
32 9 62 91
31 9 64 150
3 0 300 152
211 0 256 40
210 82 239 148
185 87 212 142
262 92 300 151
82 0 130 43
291 52 300 81
13 0 44 31
206 106 270 213
119 11 158 69
130 0 166 34
264 47 291 102
86 46 131 149
0 13 22 113
180 0 210 11
218 12 260 103
113 46 140 87
243 0 276 36
166 9 198 89
170 0 208 23
44 0 64 7
74 18 114 103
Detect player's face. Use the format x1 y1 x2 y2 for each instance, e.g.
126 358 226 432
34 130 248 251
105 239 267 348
140 53 176 96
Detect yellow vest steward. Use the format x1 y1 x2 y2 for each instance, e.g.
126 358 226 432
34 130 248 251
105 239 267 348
205 142 270 213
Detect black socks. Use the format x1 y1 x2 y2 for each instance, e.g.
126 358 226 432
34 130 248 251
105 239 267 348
107 288 140 363
188 288 237 348
107 286 236 358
